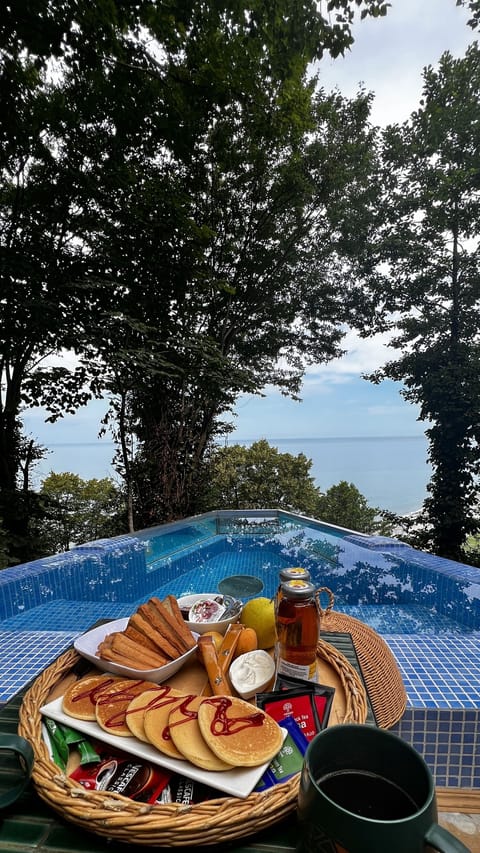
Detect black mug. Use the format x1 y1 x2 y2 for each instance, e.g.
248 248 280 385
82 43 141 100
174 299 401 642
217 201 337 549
296 724 471 853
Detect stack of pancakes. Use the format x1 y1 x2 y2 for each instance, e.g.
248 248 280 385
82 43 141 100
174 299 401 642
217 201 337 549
62 675 283 771
96 595 196 670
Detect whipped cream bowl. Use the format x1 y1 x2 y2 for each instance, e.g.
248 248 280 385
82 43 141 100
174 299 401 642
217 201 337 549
229 650 276 699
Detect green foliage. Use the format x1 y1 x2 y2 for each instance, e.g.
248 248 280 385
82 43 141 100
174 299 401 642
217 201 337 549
201 440 384 535
368 44 480 561
0 518 10 569
457 0 480 28
1 0 388 537
316 481 380 533
202 439 323 516
40 472 126 554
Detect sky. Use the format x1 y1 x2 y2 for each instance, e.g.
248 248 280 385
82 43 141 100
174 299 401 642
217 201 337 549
22 0 477 479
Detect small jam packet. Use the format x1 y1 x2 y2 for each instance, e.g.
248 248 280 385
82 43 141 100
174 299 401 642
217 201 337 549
254 715 309 791
188 598 226 623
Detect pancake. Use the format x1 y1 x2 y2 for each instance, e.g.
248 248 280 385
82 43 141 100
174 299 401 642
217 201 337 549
95 678 158 736
143 693 192 759
197 695 283 767
125 685 185 743
62 674 123 721
168 695 231 772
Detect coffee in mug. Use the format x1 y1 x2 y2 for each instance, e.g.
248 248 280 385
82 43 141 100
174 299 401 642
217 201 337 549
296 724 471 853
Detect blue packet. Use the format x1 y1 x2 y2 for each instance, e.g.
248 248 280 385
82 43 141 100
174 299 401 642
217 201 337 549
254 714 309 792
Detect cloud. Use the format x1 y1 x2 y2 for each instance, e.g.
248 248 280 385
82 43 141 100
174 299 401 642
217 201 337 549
303 329 395 388
317 0 475 127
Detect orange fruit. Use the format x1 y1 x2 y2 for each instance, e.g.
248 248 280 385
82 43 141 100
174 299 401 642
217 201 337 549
233 627 258 658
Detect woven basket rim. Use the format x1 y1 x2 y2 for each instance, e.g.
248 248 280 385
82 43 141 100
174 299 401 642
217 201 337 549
18 643 367 847
317 587 407 729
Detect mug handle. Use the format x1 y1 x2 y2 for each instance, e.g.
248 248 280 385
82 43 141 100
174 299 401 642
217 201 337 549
0 733 34 809
425 823 472 852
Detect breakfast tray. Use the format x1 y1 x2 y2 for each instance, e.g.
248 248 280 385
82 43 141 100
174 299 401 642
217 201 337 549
18 641 367 848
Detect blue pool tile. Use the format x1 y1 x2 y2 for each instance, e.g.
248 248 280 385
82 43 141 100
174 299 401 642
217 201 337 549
0 631 77 703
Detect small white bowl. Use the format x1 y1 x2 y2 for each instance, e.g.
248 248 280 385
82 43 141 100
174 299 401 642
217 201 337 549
177 593 242 635
229 650 276 699
74 618 198 683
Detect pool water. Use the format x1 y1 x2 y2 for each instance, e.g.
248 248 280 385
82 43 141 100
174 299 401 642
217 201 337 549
137 519 217 566
1 528 471 638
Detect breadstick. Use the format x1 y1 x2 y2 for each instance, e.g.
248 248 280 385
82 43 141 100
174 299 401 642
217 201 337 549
197 636 232 696
217 623 244 674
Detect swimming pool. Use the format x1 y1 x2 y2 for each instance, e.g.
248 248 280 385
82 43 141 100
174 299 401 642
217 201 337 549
1 509 479 789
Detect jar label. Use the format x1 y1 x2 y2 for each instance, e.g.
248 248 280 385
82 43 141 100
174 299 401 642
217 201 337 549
277 657 317 682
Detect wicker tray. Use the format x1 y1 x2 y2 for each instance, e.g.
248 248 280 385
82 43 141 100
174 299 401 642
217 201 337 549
18 642 367 848
317 588 408 729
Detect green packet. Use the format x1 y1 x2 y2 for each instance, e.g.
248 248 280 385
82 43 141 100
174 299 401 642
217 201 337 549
254 715 309 792
42 718 100 771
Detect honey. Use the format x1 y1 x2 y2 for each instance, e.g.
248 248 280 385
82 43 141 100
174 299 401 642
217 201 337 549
276 579 319 682
275 567 311 614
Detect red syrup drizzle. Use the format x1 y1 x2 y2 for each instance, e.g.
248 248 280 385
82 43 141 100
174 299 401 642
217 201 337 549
124 687 191 740
93 681 156 730
71 677 119 706
162 694 197 741
205 697 265 736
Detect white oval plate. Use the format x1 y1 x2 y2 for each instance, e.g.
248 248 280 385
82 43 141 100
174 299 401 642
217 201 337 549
74 618 198 683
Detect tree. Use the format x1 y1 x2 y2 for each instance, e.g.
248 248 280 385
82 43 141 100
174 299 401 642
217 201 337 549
201 439 385 534
369 44 480 561
1 0 389 547
316 480 383 533
84 19 382 527
40 472 126 554
203 439 324 515
458 0 480 27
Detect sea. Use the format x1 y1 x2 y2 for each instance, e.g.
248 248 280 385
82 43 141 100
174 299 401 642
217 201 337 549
32 435 430 516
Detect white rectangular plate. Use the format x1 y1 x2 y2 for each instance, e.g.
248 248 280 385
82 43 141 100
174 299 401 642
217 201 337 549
40 697 285 799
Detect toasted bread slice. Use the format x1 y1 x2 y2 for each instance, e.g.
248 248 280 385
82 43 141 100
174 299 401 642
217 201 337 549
162 595 197 650
129 610 179 659
146 598 190 656
197 635 231 696
124 623 168 656
99 631 168 668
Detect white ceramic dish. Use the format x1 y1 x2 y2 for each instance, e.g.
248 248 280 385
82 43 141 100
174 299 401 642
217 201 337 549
177 593 242 635
40 697 286 799
73 618 198 683
229 650 276 699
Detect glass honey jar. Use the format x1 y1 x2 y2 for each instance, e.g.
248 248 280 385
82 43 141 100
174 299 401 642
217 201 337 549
276 579 319 682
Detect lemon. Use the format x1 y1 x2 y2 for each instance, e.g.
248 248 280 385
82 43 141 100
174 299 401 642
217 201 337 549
196 629 224 661
201 630 224 652
240 597 276 649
